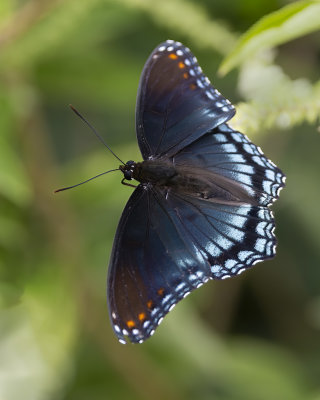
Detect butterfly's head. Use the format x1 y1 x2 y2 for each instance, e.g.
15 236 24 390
120 160 136 180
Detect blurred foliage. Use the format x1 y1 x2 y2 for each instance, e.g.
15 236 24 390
0 1 319 400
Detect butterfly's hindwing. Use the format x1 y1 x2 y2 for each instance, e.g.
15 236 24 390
164 191 277 279
174 123 286 206
108 183 278 343
136 40 235 159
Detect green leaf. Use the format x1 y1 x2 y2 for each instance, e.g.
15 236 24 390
220 0 320 75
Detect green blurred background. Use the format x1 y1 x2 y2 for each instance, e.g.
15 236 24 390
1 1 320 399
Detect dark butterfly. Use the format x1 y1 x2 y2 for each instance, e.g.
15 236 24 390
108 40 286 344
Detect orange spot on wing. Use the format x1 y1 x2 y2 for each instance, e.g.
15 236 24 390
189 83 197 90
183 72 189 79
157 288 165 297
138 312 146 321
178 62 185 69
169 54 178 60
147 300 153 309
126 320 135 328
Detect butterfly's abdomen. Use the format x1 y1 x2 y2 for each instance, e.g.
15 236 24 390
133 159 254 204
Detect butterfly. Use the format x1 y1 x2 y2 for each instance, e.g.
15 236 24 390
107 40 286 344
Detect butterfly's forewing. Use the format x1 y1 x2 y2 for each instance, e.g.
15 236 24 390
136 40 235 159
174 123 286 206
108 184 278 344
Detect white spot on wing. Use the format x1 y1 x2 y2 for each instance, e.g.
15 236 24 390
176 282 186 292
197 79 204 88
162 294 173 305
143 320 150 328
196 270 204 278
255 238 267 252
211 265 221 273
225 259 237 269
151 308 159 317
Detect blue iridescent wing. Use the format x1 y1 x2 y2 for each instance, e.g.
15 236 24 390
136 40 235 159
174 123 286 206
164 190 277 279
108 184 277 344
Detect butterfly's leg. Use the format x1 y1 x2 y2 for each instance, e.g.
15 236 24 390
121 178 138 188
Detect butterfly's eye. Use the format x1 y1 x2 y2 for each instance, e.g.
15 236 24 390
124 170 133 180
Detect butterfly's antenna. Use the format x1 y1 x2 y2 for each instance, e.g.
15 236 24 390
69 105 125 165
54 168 120 193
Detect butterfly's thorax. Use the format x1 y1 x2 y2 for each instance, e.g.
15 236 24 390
133 159 176 186
133 159 255 203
